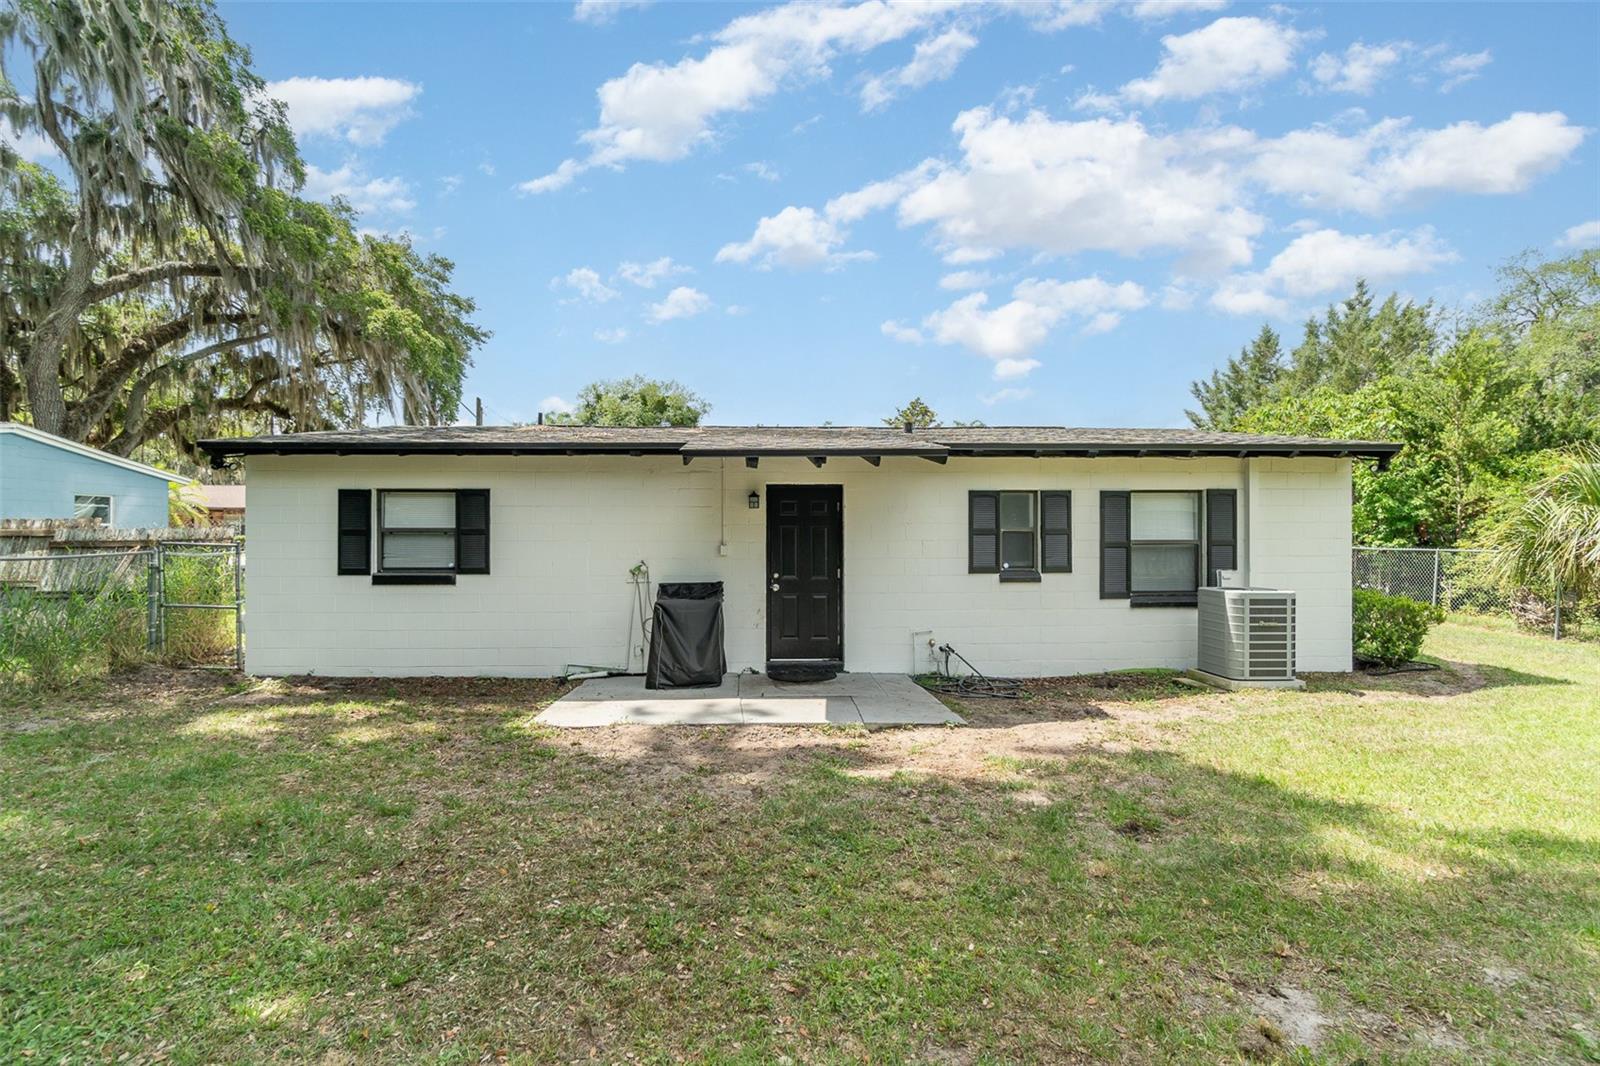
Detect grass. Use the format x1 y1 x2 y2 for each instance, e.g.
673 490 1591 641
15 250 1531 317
2 623 1597 1062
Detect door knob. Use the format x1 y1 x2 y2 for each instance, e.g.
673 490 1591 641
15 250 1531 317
770 582 780 591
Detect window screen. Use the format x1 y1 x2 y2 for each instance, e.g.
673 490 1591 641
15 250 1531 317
379 491 460 573
999 491 1036 572
1128 491 1200 603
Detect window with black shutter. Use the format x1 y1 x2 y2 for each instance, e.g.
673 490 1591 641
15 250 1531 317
337 490 371 575
364 488 491 584
968 491 999 573
456 489 491 574
1100 491 1130 598
970 490 1062 581
1041 491 1072 573
1205 489 1237 585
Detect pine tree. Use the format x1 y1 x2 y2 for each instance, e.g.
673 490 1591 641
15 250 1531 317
1185 325 1285 429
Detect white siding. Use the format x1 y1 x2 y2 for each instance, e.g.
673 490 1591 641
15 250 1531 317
243 453 1353 677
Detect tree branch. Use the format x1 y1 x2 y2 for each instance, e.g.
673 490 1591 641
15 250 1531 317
83 261 225 303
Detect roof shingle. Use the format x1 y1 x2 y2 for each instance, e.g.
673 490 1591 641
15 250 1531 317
198 424 1400 465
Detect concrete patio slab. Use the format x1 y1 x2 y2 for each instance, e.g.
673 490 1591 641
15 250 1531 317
537 672 961 728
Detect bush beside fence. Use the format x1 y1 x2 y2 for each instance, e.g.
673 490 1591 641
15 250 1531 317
1353 546 1588 639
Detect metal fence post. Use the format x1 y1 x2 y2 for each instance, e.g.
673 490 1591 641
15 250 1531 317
146 548 161 652
233 540 243 670
1430 548 1441 608
1554 570 1563 641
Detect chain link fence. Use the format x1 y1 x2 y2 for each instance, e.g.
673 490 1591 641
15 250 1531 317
1353 546 1576 639
0 541 243 685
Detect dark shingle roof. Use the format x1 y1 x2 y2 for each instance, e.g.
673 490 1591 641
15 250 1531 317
199 424 1400 466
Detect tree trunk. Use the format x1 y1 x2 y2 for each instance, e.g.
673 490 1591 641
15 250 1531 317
23 226 98 437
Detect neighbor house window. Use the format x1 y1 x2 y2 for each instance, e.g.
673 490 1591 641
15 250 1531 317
968 490 1071 581
73 494 112 524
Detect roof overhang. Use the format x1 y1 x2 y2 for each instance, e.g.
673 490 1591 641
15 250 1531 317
1 422 189 482
200 435 1400 469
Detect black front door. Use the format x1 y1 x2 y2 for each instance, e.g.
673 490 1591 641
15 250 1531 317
766 485 843 663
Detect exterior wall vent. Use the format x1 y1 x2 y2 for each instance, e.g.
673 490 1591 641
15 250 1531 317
1197 587 1296 682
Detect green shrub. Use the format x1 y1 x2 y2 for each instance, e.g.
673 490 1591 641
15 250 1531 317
0 587 146 689
1353 588 1445 666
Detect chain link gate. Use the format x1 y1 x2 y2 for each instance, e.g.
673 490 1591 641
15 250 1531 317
154 541 244 668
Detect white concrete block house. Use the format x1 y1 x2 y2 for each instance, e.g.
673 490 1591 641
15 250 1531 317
198 426 1399 679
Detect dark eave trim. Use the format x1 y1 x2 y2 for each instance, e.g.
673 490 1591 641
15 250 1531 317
199 437 1402 467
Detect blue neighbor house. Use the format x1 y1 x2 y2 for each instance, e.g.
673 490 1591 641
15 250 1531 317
0 422 180 528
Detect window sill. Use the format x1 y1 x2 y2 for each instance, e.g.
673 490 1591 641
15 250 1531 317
999 569 1041 583
1130 592 1197 608
373 572 457 586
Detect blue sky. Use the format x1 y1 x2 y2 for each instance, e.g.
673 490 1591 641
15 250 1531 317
220 3 1597 425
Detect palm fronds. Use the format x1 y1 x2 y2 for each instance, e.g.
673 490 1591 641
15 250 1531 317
1491 444 1600 599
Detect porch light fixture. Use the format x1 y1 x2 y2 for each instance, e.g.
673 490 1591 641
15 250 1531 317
748 490 761 510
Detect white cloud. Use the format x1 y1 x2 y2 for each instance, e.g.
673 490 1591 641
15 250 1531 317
594 327 630 343
1211 226 1455 316
522 1 952 192
1121 16 1305 103
1437 49 1491 91
1251 111 1587 213
1128 0 1228 20
724 304 751 316
551 267 620 303
1160 285 1197 310
743 161 781 182
265 76 420 147
477 161 497 176
540 394 576 416
1556 220 1600 249
881 320 925 344
572 0 651 25
922 276 1148 377
617 256 691 287
647 286 713 322
303 163 415 214
993 357 1042 379
439 174 463 195
944 246 1002 265
1309 41 1405 94
939 270 994 290
860 28 978 112
981 386 1033 405
715 205 875 270
897 108 1264 273
519 158 584 195
1022 0 1110 31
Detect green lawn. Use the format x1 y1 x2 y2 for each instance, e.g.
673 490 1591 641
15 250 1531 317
2 621 1597 1063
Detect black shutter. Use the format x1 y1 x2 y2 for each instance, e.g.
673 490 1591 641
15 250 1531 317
337 490 371 575
456 489 490 574
1100 491 1130 598
1040 491 1072 573
968 491 999 573
1206 489 1237 585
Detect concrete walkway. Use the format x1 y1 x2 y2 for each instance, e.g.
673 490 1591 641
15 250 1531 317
537 672 964 728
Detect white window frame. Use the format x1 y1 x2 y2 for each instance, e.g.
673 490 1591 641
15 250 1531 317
376 489 459 575
73 494 114 525
1128 490 1202 604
